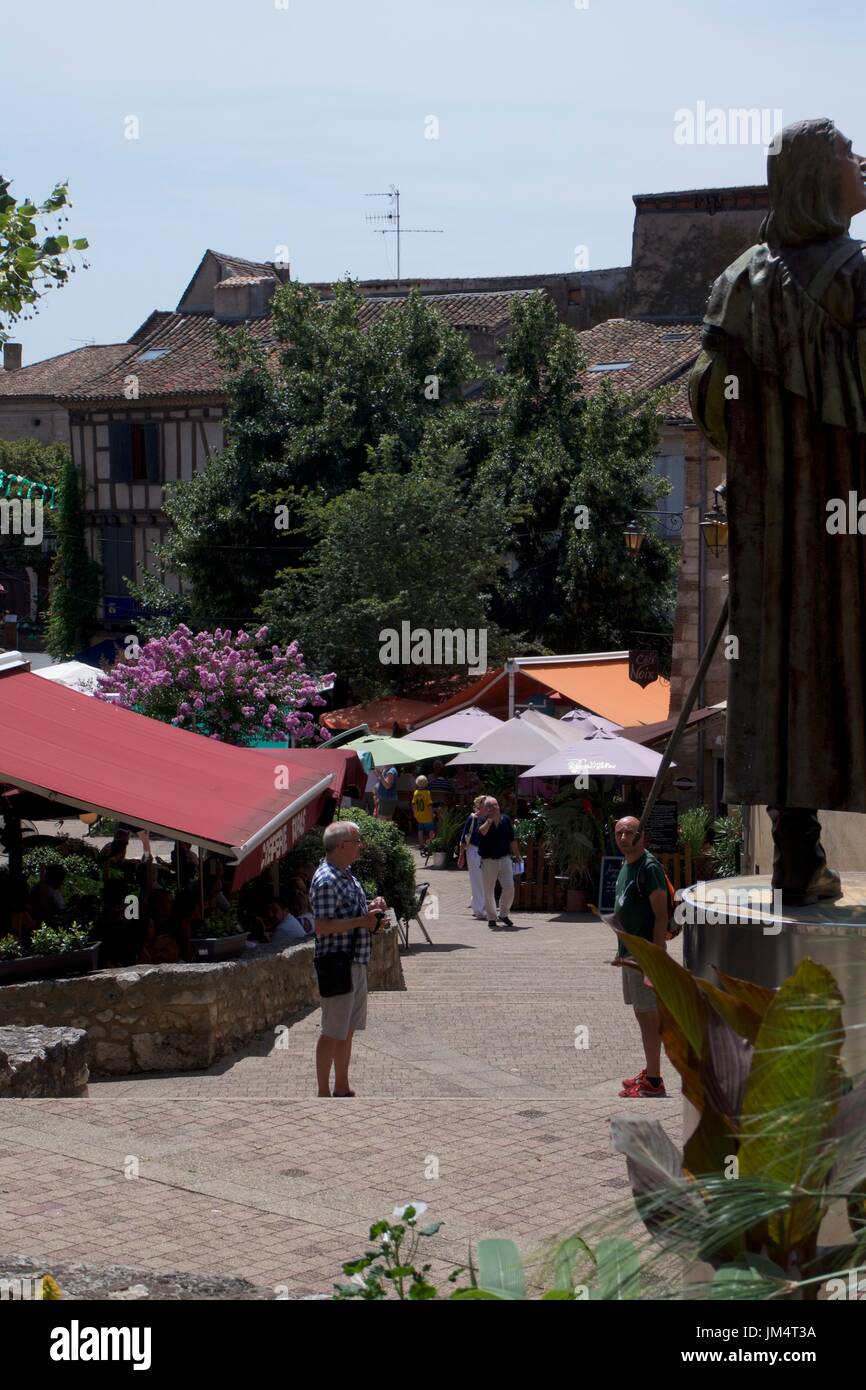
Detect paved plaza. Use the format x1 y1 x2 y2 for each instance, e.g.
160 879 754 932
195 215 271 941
0 854 682 1296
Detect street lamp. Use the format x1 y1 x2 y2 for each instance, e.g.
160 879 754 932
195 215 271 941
623 510 684 554
699 482 728 557
623 519 644 554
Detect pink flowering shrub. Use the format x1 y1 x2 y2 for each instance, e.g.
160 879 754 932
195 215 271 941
97 625 332 745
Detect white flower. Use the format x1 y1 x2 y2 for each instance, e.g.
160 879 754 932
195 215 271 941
349 1273 367 1287
392 1201 428 1220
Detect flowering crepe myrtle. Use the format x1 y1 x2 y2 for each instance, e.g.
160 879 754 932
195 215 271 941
96 623 332 745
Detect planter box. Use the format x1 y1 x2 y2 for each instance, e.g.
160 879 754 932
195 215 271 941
188 931 249 962
427 851 449 869
0 943 100 986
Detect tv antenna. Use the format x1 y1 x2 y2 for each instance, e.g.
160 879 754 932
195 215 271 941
365 185 443 281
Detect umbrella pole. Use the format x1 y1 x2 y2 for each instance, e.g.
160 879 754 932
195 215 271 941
637 597 729 837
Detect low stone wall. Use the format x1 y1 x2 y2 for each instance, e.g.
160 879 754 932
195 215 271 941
0 1025 89 1097
0 931 404 1076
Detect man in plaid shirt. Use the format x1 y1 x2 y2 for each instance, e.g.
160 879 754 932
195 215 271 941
311 821 387 1097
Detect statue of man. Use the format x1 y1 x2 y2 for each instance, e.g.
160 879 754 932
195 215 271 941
690 118 866 904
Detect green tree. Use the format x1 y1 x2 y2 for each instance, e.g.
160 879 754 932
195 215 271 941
561 382 677 660
258 443 510 700
0 438 70 626
478 294 677 653
156 280 482 630
0 177 88 340
45 458 101 658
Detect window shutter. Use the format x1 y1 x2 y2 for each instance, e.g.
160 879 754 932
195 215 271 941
144 423 160 482
108 422 132 483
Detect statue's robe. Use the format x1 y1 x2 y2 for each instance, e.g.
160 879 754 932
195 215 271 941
690 234 866 812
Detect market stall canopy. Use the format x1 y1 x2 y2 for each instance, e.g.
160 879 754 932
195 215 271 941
0 667 345 888
448 711 572 767
410 653 670 729
345 734 458 771
402 706 503 745
33 660 104 696
518 729 670 781
321 696 438 735
619 703 725 747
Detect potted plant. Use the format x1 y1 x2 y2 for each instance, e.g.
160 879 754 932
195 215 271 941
424 805 467 869
188 908 249 962
536 795 600 912
677 805 715 879
0 923 99 984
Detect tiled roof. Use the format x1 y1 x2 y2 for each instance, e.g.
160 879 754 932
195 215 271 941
0 344 129 399
356 288 541 333
209 251 282 280
576 318 701 423
61 313 276 402
58 289 542 403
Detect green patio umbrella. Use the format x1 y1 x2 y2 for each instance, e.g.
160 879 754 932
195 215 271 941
345 734 458 771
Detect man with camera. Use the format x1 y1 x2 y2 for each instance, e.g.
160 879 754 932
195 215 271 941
310 820 387 1098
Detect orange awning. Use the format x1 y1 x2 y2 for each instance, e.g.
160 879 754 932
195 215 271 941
523 662 670 727
411 657 670 731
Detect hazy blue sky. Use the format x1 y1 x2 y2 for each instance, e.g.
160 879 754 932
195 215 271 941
6 0 866 363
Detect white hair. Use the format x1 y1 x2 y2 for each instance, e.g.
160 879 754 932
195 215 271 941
323 821 359 852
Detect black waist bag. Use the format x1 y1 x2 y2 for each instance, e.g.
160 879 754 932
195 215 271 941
315 930 358 998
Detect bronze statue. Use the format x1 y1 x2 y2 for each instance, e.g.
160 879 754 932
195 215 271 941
690 118 866 904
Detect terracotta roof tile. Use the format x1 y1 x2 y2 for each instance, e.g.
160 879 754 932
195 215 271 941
356 288 540 333
60 314 276 402
576 318 701 422
0 344 129 399
57 289 543 403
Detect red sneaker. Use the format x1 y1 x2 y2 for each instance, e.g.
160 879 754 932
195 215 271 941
622 1067 647 1088
618 1075 667 1098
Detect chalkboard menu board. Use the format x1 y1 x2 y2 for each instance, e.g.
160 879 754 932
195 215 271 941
644 799 679 853
598 855 624 913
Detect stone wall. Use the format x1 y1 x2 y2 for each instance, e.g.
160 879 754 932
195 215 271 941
0 932 404 1076
628 186 768 320
0 1025 89 1097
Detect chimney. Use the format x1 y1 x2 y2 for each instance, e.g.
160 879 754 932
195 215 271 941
3 342 23 371
213 276 277 323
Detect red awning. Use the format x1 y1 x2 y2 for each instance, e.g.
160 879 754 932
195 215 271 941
0 669 353 884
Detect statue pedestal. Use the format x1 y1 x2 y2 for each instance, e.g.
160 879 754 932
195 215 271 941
681 873 866 1074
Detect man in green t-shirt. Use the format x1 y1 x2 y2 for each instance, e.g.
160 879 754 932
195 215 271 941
611 816 669 1098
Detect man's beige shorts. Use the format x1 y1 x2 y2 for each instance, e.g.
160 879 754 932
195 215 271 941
320 962 368 1040
621 963 658 1014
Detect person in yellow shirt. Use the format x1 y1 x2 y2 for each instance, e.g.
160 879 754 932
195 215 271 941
411 775 435 850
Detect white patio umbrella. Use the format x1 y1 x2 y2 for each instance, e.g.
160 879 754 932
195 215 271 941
518 707 578 746
518 728 671 781
404 706 503 745
560 706 623 735
448 711 570 767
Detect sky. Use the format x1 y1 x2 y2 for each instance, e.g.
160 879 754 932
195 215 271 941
6 0 866 364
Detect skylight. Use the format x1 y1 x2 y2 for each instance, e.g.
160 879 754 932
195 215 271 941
138 348 169 362
659 330 693 342
587 361 632 372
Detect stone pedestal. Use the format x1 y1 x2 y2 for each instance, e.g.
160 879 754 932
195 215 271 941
682 873 866 1074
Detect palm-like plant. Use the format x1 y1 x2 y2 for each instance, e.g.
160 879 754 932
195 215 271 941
600 938 866 1299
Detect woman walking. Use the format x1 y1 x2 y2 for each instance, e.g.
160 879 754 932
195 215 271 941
458 795 488 919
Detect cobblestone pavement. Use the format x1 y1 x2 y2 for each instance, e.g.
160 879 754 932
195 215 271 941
0 852 682 1296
